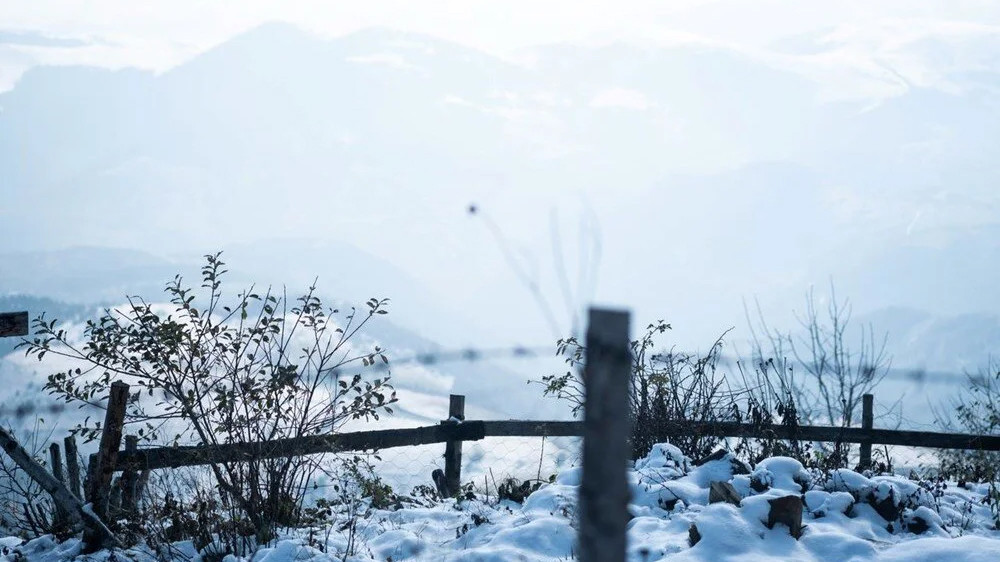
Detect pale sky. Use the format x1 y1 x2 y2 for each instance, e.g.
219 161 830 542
3 0 1000 356
3 1 1000 75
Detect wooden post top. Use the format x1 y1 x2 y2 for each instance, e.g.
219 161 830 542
0 311 28 338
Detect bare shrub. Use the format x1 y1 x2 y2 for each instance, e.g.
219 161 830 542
935 359 1000 488
536 320 742 460
0 421 69 539
536 314 857 469
747 284 890 428
21 252 397 545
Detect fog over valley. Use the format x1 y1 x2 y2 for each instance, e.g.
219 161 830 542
2 1 1000 420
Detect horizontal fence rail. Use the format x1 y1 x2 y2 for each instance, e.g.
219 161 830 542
116 422 488 471
486 420 1000 450
114 418 1000 472
11 383 1000 554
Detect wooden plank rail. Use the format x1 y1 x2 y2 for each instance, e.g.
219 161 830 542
116 421 488 471
0 311 28 338
481 420 583 437
483 420 1000 451
111 418 1000 473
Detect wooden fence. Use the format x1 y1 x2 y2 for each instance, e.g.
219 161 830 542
9 381 1000 550
6 306 1000 556
106 397 1000 477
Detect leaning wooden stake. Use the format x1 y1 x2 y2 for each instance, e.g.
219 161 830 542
87 381 129 518
64 435 83 500
443 394 466 496
579 307 631 562
83 380 129 550
49 442 69 527
0 427 118 548
85 454 99 502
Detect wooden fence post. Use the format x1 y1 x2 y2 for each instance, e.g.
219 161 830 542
860 393 874 470
49 442 68 526
443 394 466 496
121 435 140 514
64 435 83 501
109 478 122 514
86 381 129 529
579 307 631 562
85 454 98 503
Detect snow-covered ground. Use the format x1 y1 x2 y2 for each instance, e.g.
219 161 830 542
3 443 999 561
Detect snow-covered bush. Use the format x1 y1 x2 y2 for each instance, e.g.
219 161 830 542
20 253 398 545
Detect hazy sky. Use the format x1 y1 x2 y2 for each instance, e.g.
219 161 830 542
3 1 1000 78
3 0 1000 357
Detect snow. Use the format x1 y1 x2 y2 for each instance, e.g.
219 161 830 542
752 456 812 492
3 444 999 561
878 536 1000 562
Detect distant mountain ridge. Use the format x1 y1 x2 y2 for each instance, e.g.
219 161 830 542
1 21 998 362
857 306 1000 374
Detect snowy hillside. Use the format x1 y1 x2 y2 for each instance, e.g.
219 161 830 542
3 444 999 561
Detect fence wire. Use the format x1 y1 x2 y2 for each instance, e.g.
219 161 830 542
365 435 582 500
0 341 990 423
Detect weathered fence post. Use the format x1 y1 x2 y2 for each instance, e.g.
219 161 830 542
443 394 466 496
85 454 98 502
579 307 631 562
84 380 129 548
860 393 874 470
64 435 83 500
49 442 68 526
121 435 140 514
109 478 122 513
0 311 28 338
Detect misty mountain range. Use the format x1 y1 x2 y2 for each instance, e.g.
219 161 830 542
1 22 998 383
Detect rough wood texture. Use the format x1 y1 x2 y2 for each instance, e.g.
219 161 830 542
87 381 129 526
84 454 98 502
481 421 583 437
0 426 118 549
64 435 83 500
860 394 874 469
0 311 28 338
120 435 140 514
49 443 68 526
117 421 487 471
111 417 1000 474
579 308 631 562
443 394 465 497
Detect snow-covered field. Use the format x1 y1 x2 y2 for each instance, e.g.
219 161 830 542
3 443 999 561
